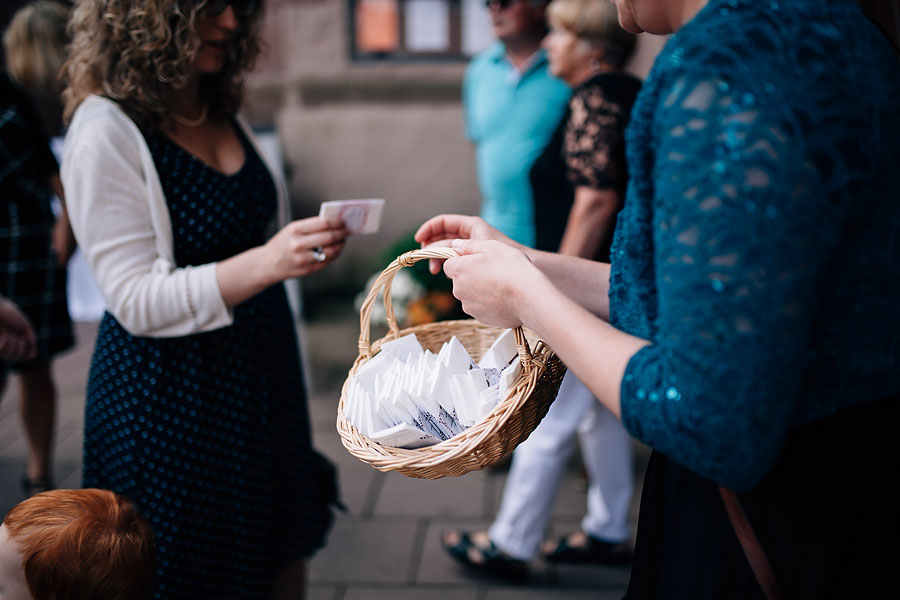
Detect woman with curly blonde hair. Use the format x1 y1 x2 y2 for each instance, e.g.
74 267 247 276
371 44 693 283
61 1 346 598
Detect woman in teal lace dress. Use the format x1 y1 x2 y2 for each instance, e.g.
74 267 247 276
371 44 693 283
416 0 900 596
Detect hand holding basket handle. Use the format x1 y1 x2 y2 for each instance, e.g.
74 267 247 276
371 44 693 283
357 247 533 367
338 248 567 479
413 214 524 275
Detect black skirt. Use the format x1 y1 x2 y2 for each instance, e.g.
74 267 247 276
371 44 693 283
625 394 900 599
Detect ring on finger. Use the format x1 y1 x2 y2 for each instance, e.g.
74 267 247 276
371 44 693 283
312 247 327 263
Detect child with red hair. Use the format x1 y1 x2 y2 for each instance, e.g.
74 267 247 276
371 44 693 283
0 489 155 600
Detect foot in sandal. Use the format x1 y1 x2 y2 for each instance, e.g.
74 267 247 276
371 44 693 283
441 530 528 582
541 530 632 566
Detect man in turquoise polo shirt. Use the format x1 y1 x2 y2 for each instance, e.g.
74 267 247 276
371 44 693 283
463 0 571 248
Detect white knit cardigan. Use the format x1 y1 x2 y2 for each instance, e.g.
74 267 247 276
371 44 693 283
61 95 289 337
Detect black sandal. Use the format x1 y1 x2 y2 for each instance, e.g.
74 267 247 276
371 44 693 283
442 530 528 581
21 474 53 498
542 531 632 566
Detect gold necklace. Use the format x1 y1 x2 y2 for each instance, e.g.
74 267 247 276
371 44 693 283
172 102 208 127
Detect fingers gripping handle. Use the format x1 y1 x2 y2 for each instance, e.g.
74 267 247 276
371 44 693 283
357 249 533 364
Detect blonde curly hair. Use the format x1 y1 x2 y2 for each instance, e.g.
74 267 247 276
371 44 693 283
63 0 264 129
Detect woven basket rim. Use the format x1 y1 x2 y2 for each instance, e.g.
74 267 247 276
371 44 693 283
337 321 554 466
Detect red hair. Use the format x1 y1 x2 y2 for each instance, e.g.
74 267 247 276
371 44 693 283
3 489 155 600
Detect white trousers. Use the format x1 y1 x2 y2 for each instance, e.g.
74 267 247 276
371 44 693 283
488 371 634 560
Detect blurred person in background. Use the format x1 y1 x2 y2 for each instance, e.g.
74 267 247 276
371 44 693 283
418 0 900 596
0 488 155 600
61 0 346 597
464 0 570 248
443 0 640 579
1 0 76 499
3 0 69 137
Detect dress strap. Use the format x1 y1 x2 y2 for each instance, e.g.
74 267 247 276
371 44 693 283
718 486 782 600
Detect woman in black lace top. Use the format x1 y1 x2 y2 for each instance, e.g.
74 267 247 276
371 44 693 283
531 3 640 262
531 0 642 562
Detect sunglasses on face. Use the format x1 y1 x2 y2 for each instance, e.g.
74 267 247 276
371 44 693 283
203 0 260 19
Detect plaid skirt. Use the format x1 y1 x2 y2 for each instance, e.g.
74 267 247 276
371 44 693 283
0 197 73 371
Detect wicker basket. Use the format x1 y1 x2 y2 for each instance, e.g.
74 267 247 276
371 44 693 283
336 248 567 479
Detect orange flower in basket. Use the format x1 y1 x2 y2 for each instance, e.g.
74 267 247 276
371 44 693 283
406 291 459 326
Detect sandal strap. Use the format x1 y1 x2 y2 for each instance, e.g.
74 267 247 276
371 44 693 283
544 531 632 565
442 530 528 581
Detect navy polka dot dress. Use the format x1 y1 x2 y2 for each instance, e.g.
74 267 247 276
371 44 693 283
82 124 333 599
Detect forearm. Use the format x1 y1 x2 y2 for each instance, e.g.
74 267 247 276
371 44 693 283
215 245 278 308
215 216 347 308
557 188 619 259
524 250 612 320
515 271 648 418
48 173 72 231
48 173 65 203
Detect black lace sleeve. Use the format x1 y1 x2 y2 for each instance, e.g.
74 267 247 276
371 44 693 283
563 81 629 191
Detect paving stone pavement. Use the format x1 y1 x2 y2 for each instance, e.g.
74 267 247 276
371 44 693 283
0 301 650 599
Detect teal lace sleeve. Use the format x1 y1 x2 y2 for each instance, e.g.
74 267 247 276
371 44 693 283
613 0 900 490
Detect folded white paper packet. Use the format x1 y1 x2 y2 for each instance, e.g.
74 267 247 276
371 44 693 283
368 423 441 449
345 330 520 448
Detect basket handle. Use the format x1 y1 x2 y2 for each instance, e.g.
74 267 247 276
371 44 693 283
357 248 534 365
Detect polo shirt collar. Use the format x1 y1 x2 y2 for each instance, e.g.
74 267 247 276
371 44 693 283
488 42 549 84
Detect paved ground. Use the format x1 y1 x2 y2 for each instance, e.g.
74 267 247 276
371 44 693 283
0 299 649 599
